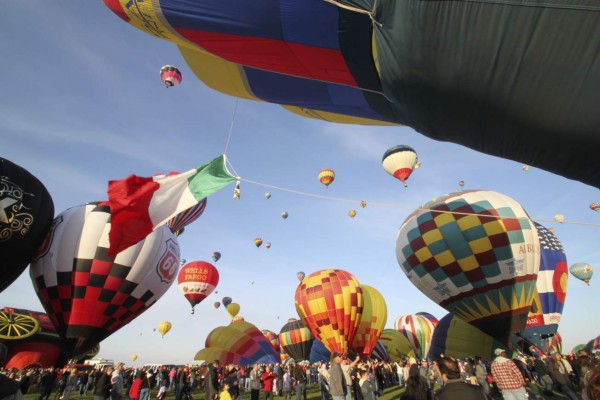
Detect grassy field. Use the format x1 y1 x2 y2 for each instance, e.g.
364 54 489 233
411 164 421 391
24 384 406 400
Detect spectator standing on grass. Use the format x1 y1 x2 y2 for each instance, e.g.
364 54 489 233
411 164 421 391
401 364 432 400
93 367 113 400
490 349 527 400
434 358 487 400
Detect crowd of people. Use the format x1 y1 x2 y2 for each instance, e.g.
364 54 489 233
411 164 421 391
2 343 600 400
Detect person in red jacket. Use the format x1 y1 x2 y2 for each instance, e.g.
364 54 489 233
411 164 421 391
128 371 144 400
261 365 277 400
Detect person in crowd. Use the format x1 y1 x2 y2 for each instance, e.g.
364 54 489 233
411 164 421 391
111 363 125 400
261 365 277 400
401 364 432 400
128 371 143 400
547 354 580 400
358 369 375 400
532 354 554 395
293 364 307 400
223 365 240 400
434 357 487 400
168 367 177 392
329 353 347 400
220 382 233 400
156 380 168 400
37 367 57 400
93 367 114 400
341 356 359 400
282 367 292 400
205 360 220 400
249 364 262 400
0 343 23 400
583 361 600 400
419 360 436 392
62 368 79 400
139 370 150 400
474 357 490 396
490 349 527 400
319 363 331 400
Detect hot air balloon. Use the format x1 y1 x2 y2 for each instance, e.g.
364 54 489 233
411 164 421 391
318 168 335 188
158 321 172 338
394 314 435 361
350 285 387 357
30 202 180 355
309 339 331 364
382 145 418 187
254 238 263 248
348 210 357 218
585 336 600 354
178 261 219 314
226 303 240 319
265 242 272 249
214 302 221 309
554 214 565 223
103 1 600 190
396 190 540 345
222 297 232 307
261 330 281 355
427 313 509 361
167 198 207 234
212 252 221 262
360 201 367 208
523 166 530 172
131 354 138 362
571 344 585 355
0 158 54 294
570 263 593 285
295 269 363 354
278 318 314 362
415 312 439 328
590 202 600 212
160 65 182 87
519 223 568 350
280 211 288 219
458 181 465 187
231 316 245 323
296 271 305 282
265 193 272 199
195 321 279 366
379 329 415 362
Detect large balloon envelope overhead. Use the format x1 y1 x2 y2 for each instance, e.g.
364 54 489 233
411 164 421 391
381 145 418 186
295 269 363 354
103 0 600 189
160 65 182 87
196 320 279 366
177 261 219 314
30 202 180 355
520 223 568 350
427 313 508 361
393 314 434 361
167 198 207 234
0 158 54 294
395 190 540 345
350 285 387 357
278 318 314 362
569 263 593 285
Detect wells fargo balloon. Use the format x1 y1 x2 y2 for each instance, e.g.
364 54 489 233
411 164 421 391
295 269 363 354
382 145 418 187
160 65 182 87
278 318 313 362
0 158 54 294
103 1 600 189
30 202 180 355
196 320 279 366
379 329 414 362
167 198 207 234
394 314 434 361
520 223 568 350
318 169 335 188
570 263 593 285
226 303 240 319
158 321 172 338
350 285 387 357
396 190 540 344
427 313 508 361
177 261 219 314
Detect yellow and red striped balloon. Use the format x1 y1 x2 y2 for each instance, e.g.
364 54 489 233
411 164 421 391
350 285 387 357
295 269 363 354
318 168 335 188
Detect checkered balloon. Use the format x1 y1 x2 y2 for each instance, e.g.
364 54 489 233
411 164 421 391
396 190 540 345
30 202 180 355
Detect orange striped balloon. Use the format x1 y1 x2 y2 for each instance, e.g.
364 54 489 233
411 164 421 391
318 168 335 187
295 269 363 354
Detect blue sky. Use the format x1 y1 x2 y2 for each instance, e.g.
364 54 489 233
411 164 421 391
1 2 599 364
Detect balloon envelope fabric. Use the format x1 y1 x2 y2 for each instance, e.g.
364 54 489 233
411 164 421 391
30 202 180 355
295 269 363 354
0 157 54 294
279 318 313 362
396 190 540 345
393 314 434 361
350 285 387 357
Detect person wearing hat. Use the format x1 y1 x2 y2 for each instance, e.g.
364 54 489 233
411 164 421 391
435 357 487 400
329 353 347 400
490 349 528 400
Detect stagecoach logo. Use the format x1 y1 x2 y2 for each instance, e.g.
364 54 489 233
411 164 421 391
156 238 179 283
0 176 34 242
32 215 63 262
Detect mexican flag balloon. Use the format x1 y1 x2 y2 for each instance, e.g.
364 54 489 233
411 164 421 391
178 261 219 314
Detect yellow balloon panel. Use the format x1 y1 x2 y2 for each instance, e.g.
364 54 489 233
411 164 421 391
350 285 387 356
